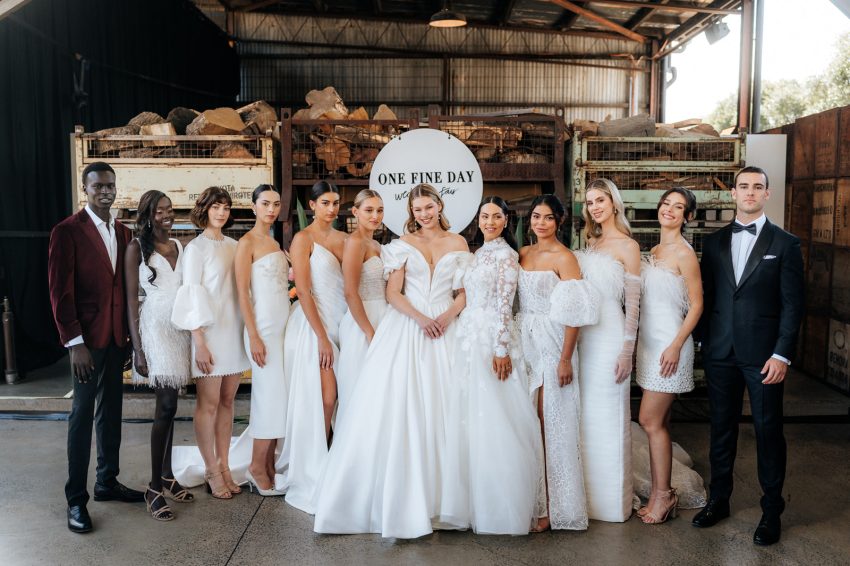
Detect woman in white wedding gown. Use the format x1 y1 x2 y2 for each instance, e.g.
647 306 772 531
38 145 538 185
336 190 388 423
635 188 705 523
234 185 289 496
576 178 641 523
313 184 469 539
516 194 599 532
280 181 347 513
445 197 544 535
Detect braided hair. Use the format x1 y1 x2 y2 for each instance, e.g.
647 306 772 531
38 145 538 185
136 190 169 286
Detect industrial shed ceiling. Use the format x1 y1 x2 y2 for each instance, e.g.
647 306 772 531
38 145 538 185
198 0 742 56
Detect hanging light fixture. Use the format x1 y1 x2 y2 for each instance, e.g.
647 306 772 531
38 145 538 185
429 2 467 28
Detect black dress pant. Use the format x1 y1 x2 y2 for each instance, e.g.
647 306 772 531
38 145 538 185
705 354 786 515
65 342 125 507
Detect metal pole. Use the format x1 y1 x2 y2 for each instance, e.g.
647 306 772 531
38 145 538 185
3 297 20 384
751 0 765 132
737 0 754 132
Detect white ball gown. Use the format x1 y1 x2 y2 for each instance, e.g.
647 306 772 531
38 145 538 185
575 249 637 523
515 265 600 530
445 238 544 535
279 242 346 513
171 234 250 378
132 238 192 388
335 254 387 424
313 239 469 539
244 251 291 439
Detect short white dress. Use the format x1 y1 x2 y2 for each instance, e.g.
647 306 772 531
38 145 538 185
171 234 250 378
132 238 191 388
636 257 695 394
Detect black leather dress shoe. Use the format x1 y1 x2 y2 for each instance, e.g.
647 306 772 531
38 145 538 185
93 481 145 503
67 505 93 533
692 498 730 528
753 514 781 546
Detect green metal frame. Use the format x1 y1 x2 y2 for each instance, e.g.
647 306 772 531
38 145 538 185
568 134 746 250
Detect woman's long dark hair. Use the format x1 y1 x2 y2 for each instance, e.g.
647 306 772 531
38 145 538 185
136 190 169 286
474 196 518 251
527 194 565 243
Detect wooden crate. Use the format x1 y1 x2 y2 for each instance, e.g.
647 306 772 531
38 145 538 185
833 247 850 322
814 108 839 178
835 178 850 248
811 179 835 244
806 244 833 314
783 123 796 181
793 114 816 180
803 314 829 379
839 106 850 178
826 319 850 393
789 180 813 240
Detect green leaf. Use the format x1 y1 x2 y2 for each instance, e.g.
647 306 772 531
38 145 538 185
295 195 308 231
514 215 524 248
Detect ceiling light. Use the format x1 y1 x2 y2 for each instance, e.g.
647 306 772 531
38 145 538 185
429 7 467 28
705 20 730 45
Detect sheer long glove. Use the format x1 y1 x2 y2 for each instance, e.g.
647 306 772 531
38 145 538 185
615 273 641 383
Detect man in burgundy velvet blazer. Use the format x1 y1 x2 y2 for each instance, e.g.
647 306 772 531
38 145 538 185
48 162 143 534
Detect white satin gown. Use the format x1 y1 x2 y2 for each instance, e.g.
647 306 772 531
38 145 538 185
279 243 346 513
445 238 544 535
575 249 633 522
335 254 387 425
313 239 469 539
516 267 600 530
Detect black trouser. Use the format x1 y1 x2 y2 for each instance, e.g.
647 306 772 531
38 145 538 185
65 342 125 507
705 354 786 515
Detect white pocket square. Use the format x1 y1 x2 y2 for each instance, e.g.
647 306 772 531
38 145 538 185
763 255 777 260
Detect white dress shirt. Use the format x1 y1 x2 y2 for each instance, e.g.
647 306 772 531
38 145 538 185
65 206 118 348
730 214 789 365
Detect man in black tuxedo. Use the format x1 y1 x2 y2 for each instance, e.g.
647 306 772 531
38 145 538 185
692 166 804 545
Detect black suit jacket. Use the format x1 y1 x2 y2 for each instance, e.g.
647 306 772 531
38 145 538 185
698 219 804 367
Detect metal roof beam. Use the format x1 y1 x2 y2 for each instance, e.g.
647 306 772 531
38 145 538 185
654 0 739 58
549 0 647 43
237 0 281 12
499 0 520 25
553 6 582 30
590 1 739 15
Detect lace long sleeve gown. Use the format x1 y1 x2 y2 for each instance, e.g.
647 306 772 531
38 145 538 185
516 266 600 531
335 254 387 425
632 257 706 510
444 238 544 535
313 239 470 539
575 249 638 523
279 243 346 513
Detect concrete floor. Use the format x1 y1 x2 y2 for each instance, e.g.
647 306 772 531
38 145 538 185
1 416 849 566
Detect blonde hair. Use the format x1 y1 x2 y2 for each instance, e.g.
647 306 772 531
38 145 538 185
352 189 382 210
583 178 631 239
405 184 450 234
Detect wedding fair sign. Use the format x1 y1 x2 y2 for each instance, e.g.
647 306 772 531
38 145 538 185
369 128 483 236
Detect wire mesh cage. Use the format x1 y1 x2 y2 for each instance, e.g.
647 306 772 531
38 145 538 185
583 137 741 165
81 135 268 161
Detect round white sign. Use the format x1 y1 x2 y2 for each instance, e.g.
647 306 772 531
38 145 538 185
369 128 483 236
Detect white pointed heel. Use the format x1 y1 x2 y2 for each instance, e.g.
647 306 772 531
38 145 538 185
243 470 284 497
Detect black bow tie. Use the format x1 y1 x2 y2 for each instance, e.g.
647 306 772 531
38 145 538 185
732 223 757 235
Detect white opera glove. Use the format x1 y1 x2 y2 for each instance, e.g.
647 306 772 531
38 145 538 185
615 273 641 384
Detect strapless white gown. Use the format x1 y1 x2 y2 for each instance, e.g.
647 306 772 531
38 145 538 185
336 254 387 425
576 249 633 523
244 251 290 439
279 243 346 513
313 239 469 539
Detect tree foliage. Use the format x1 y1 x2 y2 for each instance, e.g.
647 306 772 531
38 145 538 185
707 31 850 131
